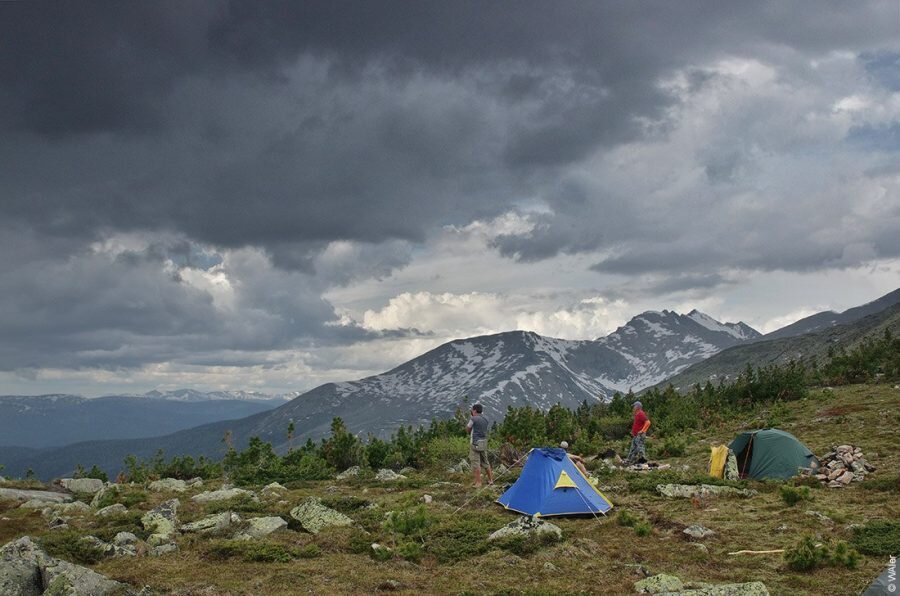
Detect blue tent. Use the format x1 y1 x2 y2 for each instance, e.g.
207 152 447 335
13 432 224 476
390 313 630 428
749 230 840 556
497 447 613 517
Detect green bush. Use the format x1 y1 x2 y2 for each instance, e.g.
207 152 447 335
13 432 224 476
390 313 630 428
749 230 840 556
205 540 313 563
370 545 394 562
656 435 688 458
860 473 900 492
785 536 827 571
493 532 561 556
785 536 861 571
281 453 334 481
422 436 469 470
320 496 371 513
780 485 811 506
384 506 432 540
633 521 653 537
617 510 640 528
205 495 265 514
39 531 106 565
348 529 373 554
426 516 495 563
851 520 900 556
397 541 423 563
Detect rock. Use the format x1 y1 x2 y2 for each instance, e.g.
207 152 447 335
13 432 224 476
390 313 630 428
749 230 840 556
678 581 770 595
543 562 558 572
375 469 406 481
634 573 685 593
683 524 716 540
150 543 178 556
233 516 287 540
149 478 188 493
186 477 204 487
19 500 57 510
114 532 138 547
45 501 91 517
59 478 105 495
495 464 509 476
90 484 118 508
180 512 240 534
0 488 71 504
398 467 416 475
836 444 852 453
805 510 833 525
289 497 353 534
691 543 710 554
96 504 128 517
487 516 563 542
260 482 287 496
191 487 256 503
0 536 125 595
370 543 391 555
336 466 361 480
377 579 401 591
447 458 470 473
422 494 433 504
141 498 179 546
656 484 757 499
837 471 853 485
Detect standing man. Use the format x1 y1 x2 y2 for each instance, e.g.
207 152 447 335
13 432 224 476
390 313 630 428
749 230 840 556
626 401 651 464
466 403 493 488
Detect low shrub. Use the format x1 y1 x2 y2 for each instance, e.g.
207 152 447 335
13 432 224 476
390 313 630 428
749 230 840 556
780 485 811 506
205 495 265 514
655 435 688 458
39 531 105 565
784 536 861 572
320 496 371 513
384 506 432 540
633 521 653 537
426 515 496 563
205 540 314 563
851 520 900 556
860 473 900 493
617 510 640 528
397 541 423 563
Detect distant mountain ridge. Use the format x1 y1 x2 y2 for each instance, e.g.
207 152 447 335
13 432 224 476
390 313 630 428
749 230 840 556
0 394 284 449
760 288 900 341
0 309 760 478
653 297 900 392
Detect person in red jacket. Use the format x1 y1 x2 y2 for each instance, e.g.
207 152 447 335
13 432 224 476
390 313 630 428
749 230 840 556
626 400 651 464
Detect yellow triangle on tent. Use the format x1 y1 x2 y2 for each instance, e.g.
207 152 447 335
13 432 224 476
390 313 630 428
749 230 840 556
554 470 578 489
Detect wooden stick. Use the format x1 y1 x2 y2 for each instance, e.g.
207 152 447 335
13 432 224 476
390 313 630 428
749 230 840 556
727 549 785 555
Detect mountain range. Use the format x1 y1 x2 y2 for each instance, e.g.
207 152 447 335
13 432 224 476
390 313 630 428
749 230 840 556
0 393 286 449
2 287 898 480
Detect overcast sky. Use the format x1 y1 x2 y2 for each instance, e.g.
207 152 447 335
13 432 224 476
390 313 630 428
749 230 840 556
1 2 898 396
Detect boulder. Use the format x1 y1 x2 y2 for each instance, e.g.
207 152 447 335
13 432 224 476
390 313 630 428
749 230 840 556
141 498 179 546
260 482 288 496
447 458 471 473
150 543 178 556
190 487 256 503
683 525 716 540
113 532 138 547
43 501 91 517
234 516 288 540
422 494 433 504
487 516 563 542
180 512 241 534
289 497 353 534
95 504 128 517
90 484 118 508
59 478 105 495
0 536 125 595
837 471 853 485
677 581 770 595
375 469 406 482
149 478 188 493
336 466 361 480
635 574 685 593
656 484 757 499
186 477 204 487
19 500 57 510
398 467 416 475
0 488 71 504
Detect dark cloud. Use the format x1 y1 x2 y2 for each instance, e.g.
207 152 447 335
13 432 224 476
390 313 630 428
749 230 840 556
0 1 898 377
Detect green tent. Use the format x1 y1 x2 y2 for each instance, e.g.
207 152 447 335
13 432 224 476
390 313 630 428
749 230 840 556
728 429 819 480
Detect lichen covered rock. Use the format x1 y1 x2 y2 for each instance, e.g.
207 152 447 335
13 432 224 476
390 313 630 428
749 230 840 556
290 497 353 534
141 498 179 546
487 516 563 542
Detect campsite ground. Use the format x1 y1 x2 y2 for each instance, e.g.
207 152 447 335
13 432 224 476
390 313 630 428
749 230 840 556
1 383 899 594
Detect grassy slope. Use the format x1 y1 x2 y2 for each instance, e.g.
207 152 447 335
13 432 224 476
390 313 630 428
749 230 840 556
1 383 898 595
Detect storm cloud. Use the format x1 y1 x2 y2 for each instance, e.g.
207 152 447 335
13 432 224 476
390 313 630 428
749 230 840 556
0 2 898 392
